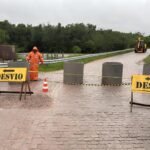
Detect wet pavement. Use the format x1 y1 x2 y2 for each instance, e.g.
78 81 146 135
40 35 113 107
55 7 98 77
0 51 150 150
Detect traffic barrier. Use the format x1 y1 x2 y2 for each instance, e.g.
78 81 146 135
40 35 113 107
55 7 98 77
0 45 16 61
8 61 30 82
64 82 131 86
0 48 133 66
42 78 48 92
130 75 150 112
63 62 84 84
0 66 33 100
143 64 150 75
102 62 123 85
19 71 131 87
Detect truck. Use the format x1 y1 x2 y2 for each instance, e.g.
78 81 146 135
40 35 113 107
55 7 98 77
135 38 147 53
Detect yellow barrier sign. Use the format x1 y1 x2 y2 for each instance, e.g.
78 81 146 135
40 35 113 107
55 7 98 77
0 68 27 82
132 75 150 93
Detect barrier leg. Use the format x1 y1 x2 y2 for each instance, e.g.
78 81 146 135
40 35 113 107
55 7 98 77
27 81 32 95
24 82 27 100
20 82 24 101
130 92 133 112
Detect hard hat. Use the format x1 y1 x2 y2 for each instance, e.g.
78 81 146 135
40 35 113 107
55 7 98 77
32 46 38 50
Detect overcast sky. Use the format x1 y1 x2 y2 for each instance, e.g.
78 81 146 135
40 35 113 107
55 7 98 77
0 0 150 34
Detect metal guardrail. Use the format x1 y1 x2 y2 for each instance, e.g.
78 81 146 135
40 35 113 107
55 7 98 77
0 49 133 67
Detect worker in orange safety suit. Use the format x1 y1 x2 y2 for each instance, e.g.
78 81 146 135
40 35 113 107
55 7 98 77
26 46 44 81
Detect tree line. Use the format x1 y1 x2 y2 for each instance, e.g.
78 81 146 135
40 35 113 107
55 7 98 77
0 20 149 53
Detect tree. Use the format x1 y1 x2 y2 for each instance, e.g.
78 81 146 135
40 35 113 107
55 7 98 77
83 40 96 53
0 20 144 53
0 29 9 44
72 45 81 53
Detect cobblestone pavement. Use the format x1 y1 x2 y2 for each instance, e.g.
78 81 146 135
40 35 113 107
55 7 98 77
0 51 150 150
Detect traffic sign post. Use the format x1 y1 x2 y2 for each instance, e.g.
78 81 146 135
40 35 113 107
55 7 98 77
130 75 150 112
0 68 33 100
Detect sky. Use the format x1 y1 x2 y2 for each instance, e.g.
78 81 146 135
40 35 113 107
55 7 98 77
0 0 150 34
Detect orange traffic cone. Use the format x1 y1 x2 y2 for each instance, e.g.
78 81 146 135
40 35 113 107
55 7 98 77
42 78 48 92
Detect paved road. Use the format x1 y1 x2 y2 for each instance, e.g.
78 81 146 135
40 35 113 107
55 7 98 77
0 51 150 150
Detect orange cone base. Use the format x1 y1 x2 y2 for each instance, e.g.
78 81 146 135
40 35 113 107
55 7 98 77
43 89 48 92
42 78 48 93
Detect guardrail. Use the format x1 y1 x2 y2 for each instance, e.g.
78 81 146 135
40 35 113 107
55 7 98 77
0 49 133 67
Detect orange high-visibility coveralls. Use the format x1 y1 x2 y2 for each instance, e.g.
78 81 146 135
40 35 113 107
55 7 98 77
26 47 44 81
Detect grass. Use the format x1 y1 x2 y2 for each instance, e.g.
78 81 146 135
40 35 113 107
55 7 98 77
144 55 150 64
16 53 26 61
66 53 83 58
39 49 133 72
39 62 64 72
77 49 133 64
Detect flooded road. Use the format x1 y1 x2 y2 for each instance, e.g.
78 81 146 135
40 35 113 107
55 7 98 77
0 50 150 150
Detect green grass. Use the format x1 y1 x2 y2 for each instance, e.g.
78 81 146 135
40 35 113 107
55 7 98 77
39 62 64 72
16 53 26 61
144 55 150 64
77 49 133 64
66 53 83 58
39 49 133 72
